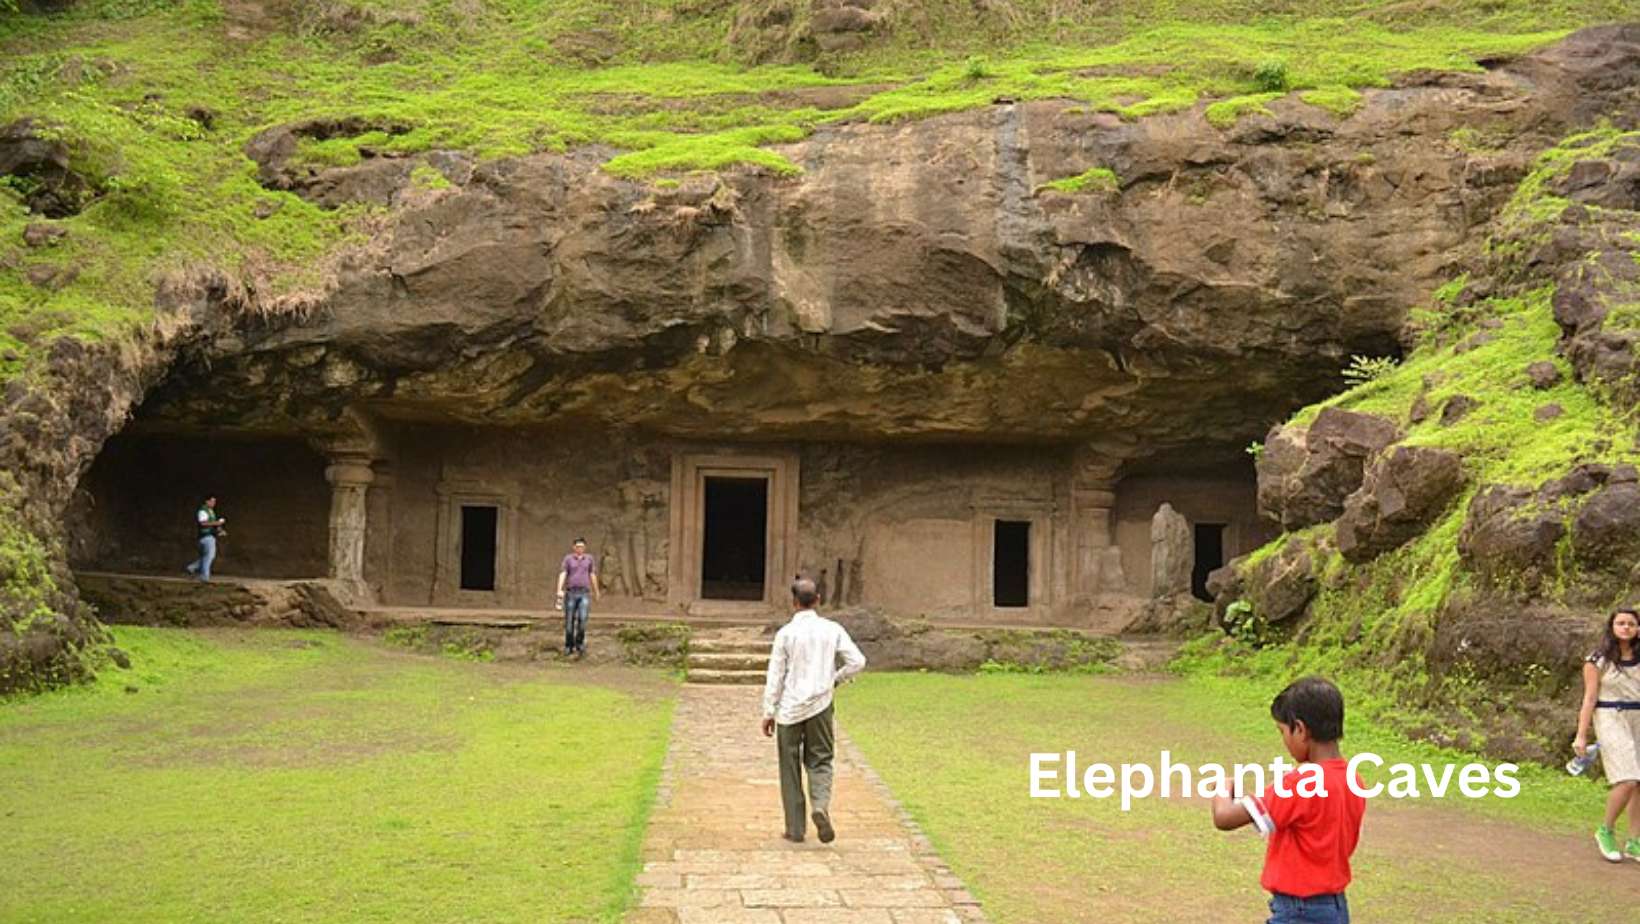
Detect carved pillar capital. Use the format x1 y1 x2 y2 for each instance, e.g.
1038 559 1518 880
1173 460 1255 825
325 459 375 488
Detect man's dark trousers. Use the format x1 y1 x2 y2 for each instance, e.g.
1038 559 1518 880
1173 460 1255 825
775 704 835 840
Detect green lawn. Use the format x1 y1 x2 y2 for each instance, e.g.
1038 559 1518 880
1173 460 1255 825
0 627 677 924
844 672 1612 924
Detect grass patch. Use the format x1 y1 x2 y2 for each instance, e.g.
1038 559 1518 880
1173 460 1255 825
0 626 676 924
1034 166 1118 196
1300 84 1364 117
1205 91 1283 128
845 672 1604 924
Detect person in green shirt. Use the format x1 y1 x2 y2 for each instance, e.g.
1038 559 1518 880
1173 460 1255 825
185 494 227 582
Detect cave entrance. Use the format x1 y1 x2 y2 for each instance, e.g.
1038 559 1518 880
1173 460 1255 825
700 476 768 601
459 505 499 592
67 430 330 579
1192 523 1225 602
993 519 1031 608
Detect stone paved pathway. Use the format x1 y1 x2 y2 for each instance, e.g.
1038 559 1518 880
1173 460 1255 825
624 684 991 924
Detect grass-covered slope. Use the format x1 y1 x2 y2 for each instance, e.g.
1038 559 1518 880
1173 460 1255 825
0 0 1627 366
1187 126 1640 763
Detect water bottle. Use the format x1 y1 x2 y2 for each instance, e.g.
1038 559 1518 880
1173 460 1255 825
1567 743 1602 776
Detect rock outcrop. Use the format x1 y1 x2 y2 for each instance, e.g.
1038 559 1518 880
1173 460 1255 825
1335 446 1465 563
4 26 1640 693
128 27 1640 474
1256 408 1403 531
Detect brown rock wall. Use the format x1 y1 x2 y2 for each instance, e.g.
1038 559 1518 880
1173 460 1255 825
138 30 1640 469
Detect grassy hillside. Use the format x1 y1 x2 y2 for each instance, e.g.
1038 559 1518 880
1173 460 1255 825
1183 126 1640 761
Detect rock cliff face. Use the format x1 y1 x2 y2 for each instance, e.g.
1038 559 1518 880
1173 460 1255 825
5 26 1640 692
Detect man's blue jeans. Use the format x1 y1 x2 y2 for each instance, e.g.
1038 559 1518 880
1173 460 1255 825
563 590 590 654
1268 892 1349 924
187 535 217 582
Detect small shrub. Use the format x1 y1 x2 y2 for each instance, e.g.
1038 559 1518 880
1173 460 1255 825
1253 59 1290 93
1342 354 1399 386
963 56 992 81
382 625 427 648
1222 600 1280 648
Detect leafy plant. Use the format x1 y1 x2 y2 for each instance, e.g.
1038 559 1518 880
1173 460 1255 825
1341 354 1400 386
1253 58 1291 92
382 625 428 648
1222 599 1282 648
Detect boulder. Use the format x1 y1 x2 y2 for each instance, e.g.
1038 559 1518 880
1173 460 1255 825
1245 540 1317 625
1570 481 1640 573
1149 502 1193 597
1439 394 1479 426
1336 446 1466 562
1256 408 1402 530
1457 484 1566 593
1457 463 1640 593
22 223 68 248
1526 361 1563 389
0 120 100 217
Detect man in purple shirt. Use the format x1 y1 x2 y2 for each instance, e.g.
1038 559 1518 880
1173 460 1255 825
556 538 601 661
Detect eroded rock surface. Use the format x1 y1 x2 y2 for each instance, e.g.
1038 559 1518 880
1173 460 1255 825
1335 445 1465 563
1257 408 1403 531
129 28 1640 473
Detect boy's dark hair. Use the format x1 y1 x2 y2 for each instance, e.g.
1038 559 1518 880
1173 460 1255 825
1270 676 1345 742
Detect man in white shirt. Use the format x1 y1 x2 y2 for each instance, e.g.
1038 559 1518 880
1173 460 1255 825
760 577 867 844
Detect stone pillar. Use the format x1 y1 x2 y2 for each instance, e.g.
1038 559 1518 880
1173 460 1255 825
325 454 374 599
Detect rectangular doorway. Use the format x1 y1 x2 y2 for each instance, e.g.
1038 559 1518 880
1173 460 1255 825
701 476 768 600
993 519 1030 608
459 505 498 591
1192 523 1226 601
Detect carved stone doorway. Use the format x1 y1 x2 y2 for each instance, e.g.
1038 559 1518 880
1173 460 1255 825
669 452 798 612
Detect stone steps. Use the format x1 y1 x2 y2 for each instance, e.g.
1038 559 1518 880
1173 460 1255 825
688 651 768 672
684 668 768 685
686 628 771 685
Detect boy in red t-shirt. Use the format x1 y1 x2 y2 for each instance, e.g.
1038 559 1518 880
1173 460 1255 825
1212 676 1367 924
